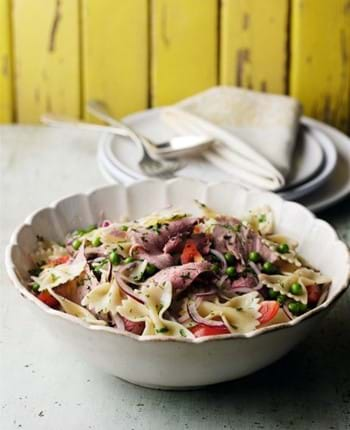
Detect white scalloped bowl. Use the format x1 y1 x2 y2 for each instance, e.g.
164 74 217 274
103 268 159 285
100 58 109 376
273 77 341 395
6 179 350 389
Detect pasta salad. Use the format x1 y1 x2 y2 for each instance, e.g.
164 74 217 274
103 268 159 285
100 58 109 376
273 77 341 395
28 204 331 338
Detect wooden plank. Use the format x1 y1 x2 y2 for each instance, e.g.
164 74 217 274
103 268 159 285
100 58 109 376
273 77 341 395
82 0 148 120
290 0 350 132
151 0 218 106
0 0 13 123
220 0 289 94
13 0 80 123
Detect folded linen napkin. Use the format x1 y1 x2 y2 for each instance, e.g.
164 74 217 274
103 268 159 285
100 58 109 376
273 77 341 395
161 86 302 191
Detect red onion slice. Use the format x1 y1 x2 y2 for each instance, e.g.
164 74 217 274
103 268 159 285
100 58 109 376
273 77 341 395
317 285 329 306
217 275 228 288
248 261 261 275
187 301 226 327
112 313 125 330
177 298 191 323
210 249 227 270
115 272 145 304
230 286 254 294
194 288 217 297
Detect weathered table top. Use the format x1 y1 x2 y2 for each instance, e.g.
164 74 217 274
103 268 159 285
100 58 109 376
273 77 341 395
1 126 349 430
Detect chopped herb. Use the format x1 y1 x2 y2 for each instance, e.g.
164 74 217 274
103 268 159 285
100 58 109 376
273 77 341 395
29 267 42 277
50 273 59 283
180 272 192 280
236 307 243 312
169 214 187 221
220 223 241 232
195 200 207 208
258 214 267 223
36 235 44 242
146 222 167 234
156 327 169 334
120 225 128 231
92 258 108 272
231 324 238 330
179 329 186 337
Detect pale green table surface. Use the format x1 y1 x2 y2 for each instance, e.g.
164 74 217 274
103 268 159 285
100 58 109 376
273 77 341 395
1 127 349 430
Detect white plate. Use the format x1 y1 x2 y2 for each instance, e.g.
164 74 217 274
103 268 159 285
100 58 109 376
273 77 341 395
98 113 350 212
298 118 350 212
105 108 328 190
279 123 337 200
285 124 324 189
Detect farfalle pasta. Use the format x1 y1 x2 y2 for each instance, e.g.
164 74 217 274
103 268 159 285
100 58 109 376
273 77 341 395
27 204 331 338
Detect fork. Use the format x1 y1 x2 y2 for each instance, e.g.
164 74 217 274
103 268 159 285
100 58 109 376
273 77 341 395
86 100 185 178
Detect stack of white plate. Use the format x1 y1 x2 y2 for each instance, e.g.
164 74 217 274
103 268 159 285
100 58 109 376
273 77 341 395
98 108 350 212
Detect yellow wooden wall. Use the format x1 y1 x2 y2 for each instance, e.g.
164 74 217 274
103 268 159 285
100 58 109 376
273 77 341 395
1 0 349 133
0 0 13 122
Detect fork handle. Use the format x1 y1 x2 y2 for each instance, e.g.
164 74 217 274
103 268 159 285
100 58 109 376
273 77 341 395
87 100 158 157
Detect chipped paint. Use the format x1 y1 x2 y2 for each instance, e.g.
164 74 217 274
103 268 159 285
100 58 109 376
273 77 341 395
48 0 62 52
221 0 288 94
290 0 350 133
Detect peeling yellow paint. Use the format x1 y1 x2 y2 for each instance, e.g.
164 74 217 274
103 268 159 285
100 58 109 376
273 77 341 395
82 0 149 121
220 0 289 94
13 0 80 123
0 0 13 123
151 0 218 106
290 0 350 132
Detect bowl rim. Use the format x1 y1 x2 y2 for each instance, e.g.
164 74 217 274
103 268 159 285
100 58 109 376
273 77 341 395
5 178 350 344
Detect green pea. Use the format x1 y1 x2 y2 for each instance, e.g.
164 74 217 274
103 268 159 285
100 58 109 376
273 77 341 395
224 252 235 265
109 251 121 265
145 263 157 276
288 301 307 315
290 282 303 295
248 251 261 263
277 294 286 304
298 303 307 313
268 289 279 299
262 261 276 274
225 266 237 279
124 256 135 264
32 283 40 293
277 243 289 254
287 302 300 315
72 239 82 250
92 237 102 247
212 263 220 274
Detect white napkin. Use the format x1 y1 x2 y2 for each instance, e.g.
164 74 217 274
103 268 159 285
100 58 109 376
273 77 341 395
161 86 302 191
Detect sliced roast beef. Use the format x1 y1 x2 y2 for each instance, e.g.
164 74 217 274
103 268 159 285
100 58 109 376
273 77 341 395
163 235 183 254
245 229 277 263
212 221 277 263
191 233 210 255
129 217 199 269
231 274 258 290
163 232 210 256
146 261 213 295
121 316 145 335
212 224 246 262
